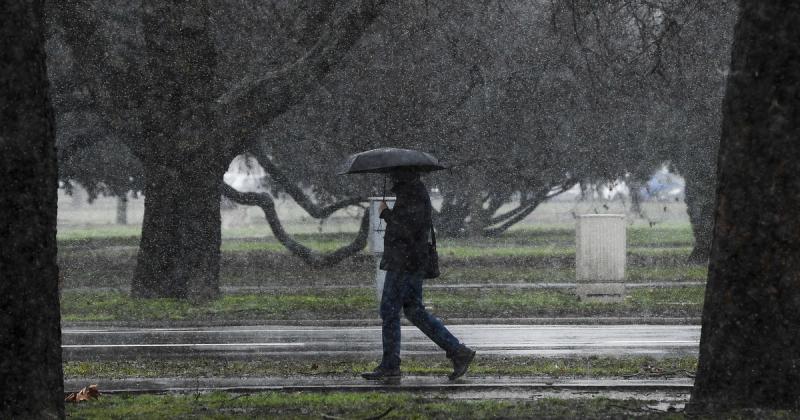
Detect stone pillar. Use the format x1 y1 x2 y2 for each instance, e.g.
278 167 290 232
575 214 626 302
368 197 396 301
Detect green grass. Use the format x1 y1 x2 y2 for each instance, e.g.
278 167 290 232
630 287 705 306
57 225 142 241
64 356 697 379
65 392 670 419
62 391 800 419
60 289 374 322
627 266 707 282
437 265 705 285
59 259 706 290
60 240 692 259
626 226 695 247
57 224 704 292
60 286 705 322
449 225 694 248
437 245 574 258
220 237 356 253
437 245 692 259
59 225 694 248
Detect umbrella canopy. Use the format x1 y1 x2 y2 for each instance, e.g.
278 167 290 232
338 147 448 175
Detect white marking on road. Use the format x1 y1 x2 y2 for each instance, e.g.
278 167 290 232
62 343 306 348
62 328 385 334
62 325 701 335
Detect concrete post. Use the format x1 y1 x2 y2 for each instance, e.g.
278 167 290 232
575 214 626 302
368 197 396 301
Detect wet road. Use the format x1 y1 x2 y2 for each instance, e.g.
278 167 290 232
62 325 699 360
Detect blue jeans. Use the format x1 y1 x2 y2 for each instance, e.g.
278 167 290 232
379 271 464 370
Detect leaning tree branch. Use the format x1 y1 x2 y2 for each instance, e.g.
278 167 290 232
252 151 365 219
488 195 539 225
483 178 577 237
478 195 506 225
222 183 369 267
483 196 547 237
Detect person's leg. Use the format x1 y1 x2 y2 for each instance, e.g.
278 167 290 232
401 272 465 358
378 271 404 370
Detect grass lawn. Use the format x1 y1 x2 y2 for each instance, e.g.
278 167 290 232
58 225 706 290
58 225 706 323
64 356 697 379
64 392 664 419
60 286 704 322
63 391 798 419
58 225 695 252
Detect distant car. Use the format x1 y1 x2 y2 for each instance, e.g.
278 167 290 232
641 169 685 201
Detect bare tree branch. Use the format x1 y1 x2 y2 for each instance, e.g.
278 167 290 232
221 183 369 267
216 0 386 156
483 178 576 236
251 150 365 219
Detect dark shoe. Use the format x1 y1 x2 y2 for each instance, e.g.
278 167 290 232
449 347 476 381
361 366 401 381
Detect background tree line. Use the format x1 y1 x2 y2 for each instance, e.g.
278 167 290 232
46 0 735 300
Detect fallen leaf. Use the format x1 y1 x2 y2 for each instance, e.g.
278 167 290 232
65 384 100 402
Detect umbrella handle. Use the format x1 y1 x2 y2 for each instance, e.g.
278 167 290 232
382 175 387 201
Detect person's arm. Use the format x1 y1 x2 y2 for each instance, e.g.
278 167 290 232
380 197 425 243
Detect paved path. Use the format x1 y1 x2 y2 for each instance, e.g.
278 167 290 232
63 324 700 360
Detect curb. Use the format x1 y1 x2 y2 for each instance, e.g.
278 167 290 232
64 376 694 395
62 317 701 329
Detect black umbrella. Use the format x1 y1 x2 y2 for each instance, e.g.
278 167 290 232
337 147 448 175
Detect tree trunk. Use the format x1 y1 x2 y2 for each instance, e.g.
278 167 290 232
0 1 64 417
132 161 225 301
683 159 715 263
464 189 488 238
689 1 800 412
116 194 128 225
437 192 470 237
130 1 224 301
678 130 720 264
627 180 643 217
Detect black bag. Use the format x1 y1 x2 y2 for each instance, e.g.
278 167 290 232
424 224 440 279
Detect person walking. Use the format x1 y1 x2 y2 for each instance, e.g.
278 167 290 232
361 169 475 381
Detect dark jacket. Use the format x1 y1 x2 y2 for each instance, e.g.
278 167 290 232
379 178 433 273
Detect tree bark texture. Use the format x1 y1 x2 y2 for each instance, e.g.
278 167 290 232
131 1 225 300
132 161 225 300
680 136 718 263
0 1 64 417
690 1 800 411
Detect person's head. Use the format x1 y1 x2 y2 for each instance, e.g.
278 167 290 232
389 169 420 184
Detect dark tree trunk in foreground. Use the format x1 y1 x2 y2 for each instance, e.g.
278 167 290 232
0 1 64 417
690 1 800 412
